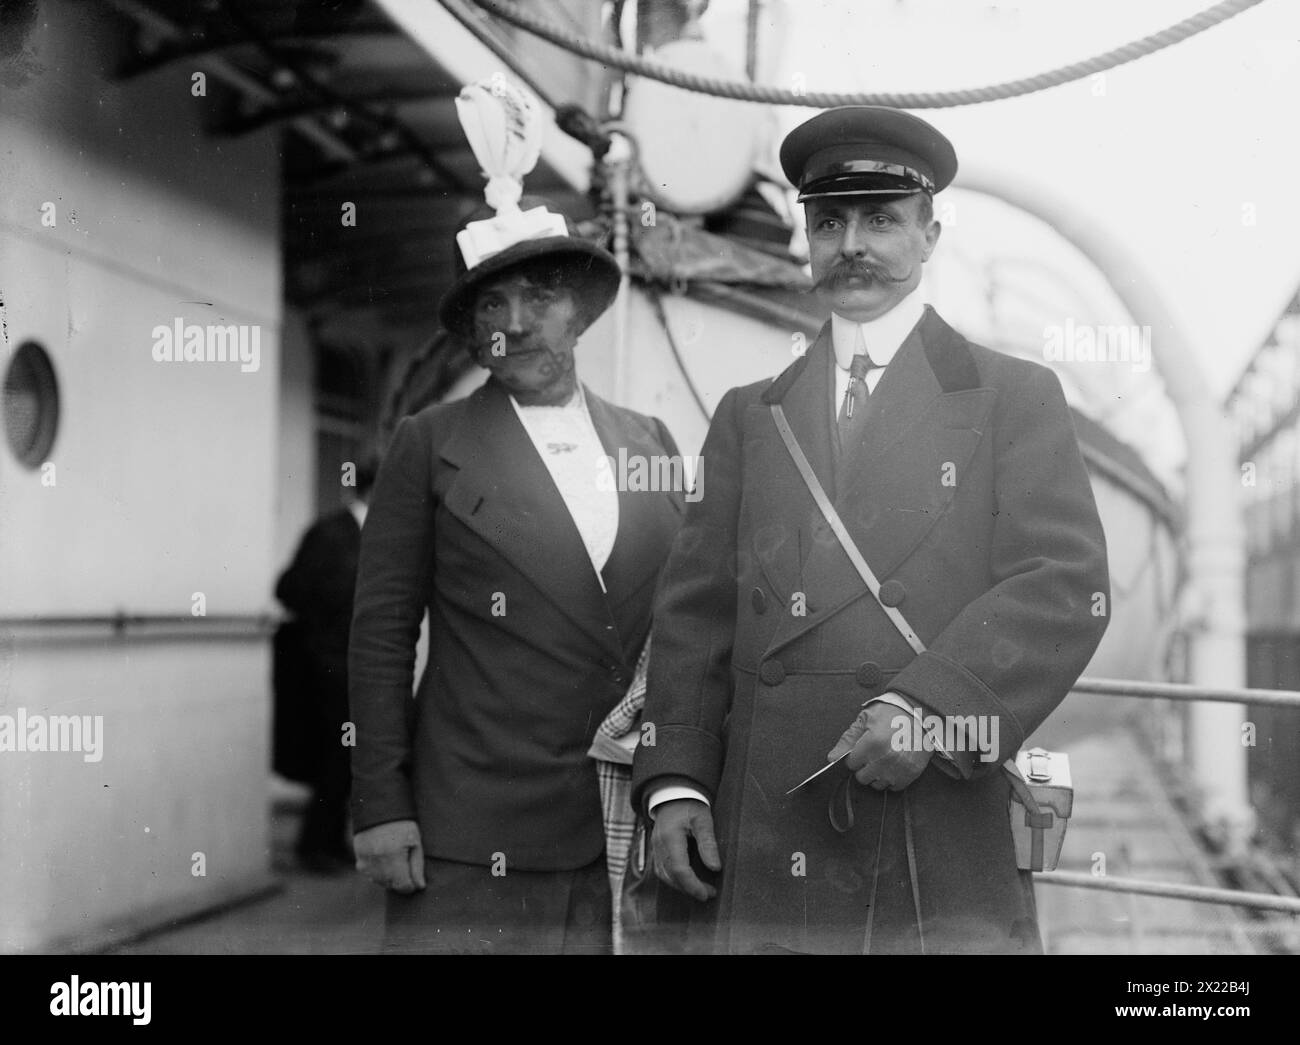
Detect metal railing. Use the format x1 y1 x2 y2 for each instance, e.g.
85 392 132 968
0 612 277 640
1037 871 1300 915
1035 675 1300 921
1074 675 1300 709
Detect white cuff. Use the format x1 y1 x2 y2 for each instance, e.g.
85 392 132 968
647 785 711 816
866 691 955 762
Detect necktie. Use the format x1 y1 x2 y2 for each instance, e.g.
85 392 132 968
836 347 875 459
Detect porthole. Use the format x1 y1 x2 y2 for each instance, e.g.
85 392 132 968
3 341 60 469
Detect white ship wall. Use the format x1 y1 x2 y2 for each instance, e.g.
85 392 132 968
0 3 282 951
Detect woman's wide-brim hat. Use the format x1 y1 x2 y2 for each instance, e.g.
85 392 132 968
438 195 622 337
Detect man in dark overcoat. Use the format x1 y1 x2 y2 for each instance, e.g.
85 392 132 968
632 107 1110 954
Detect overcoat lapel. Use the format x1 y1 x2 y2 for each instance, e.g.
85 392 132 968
764 310 997 658
437 378 625 663
748 323 836 604
782 322 838 501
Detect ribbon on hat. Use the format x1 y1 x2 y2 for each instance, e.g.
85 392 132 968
454 78 568 269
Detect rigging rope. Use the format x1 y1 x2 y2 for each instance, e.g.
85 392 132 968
469 0 1267 109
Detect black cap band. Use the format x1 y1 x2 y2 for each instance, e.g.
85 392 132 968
799 159 934 201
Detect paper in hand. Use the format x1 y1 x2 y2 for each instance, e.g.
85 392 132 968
786 751 851 795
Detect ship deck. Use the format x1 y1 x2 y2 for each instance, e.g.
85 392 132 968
103 692 1265 956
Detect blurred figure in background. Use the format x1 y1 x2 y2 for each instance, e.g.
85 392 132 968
275 456 377 873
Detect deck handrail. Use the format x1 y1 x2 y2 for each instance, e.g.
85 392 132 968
0 612 277 640
1036 871 1300 915
0 619 1297 711
1073 675 1300 709
1053 676 1300 920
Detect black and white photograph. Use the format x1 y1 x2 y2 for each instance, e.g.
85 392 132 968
1 0 1297 1019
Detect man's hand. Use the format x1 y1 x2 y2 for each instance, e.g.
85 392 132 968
827 696 932 791
651 799 722 902
353 819 427 894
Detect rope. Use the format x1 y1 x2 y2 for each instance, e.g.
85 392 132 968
645 284 713 422
469 0 1268 109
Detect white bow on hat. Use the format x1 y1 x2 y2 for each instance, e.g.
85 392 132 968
454 77 569 269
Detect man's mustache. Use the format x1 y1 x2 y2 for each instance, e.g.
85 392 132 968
813 258 911 291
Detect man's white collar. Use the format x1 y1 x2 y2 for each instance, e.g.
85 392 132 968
830 293 925 371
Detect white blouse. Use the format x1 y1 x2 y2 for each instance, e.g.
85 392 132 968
509 385 620 587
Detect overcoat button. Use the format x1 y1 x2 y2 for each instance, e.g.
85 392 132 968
878 580 906 607
855 661 883 688
751 587 768 614
759 659 786 686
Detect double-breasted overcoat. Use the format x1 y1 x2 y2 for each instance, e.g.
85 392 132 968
632 306 1110 954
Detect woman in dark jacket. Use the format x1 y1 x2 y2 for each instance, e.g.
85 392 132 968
347 196 684 954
